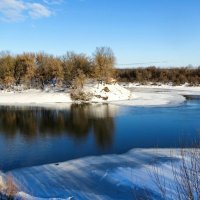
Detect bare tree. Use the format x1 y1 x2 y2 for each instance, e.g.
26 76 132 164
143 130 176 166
92 47 116 84
62 52 92 85
14 53 36 87
0 54 15 88
36 53 63 88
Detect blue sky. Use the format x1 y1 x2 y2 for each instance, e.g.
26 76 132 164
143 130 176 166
0 0 200 67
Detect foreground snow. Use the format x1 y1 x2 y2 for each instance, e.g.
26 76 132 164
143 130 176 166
0 149 188 200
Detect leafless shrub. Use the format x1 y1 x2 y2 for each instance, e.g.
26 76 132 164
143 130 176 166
150 148 200 200
71 70 86 90
150 164 167 199
70 90 93 101
171 149 200 200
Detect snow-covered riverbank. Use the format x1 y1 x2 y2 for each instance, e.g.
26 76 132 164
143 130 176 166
0 83 199 107
111 83 200 107
0 83 131 106
125 83 200 94
1 148 186 200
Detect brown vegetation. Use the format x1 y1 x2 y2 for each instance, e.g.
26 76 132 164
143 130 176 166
0 174 18 200
0 50 200 90
92 47 116 83
62 52 92 85
0 47 116 90
70 90 93 101
0 53 15 88
117 67 200 86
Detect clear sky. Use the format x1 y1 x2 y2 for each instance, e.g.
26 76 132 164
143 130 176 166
0 0 200 67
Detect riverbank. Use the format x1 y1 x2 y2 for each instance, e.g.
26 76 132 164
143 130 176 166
0 83 199 107
0 83 131 106
1 148 188 200
111 83 200 106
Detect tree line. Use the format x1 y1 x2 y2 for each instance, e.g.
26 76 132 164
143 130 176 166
0 47 115 89
1 48 200 89
117 67 200 85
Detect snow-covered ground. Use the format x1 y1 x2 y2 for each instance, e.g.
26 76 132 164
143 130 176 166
0 82 199 107
0 83 131 106
0 148 188 200
111 83 200 107
112 91 185 107
0 89 72 106
126 82 200 94
84 82 132 102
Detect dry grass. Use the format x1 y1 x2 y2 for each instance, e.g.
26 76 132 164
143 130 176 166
0 174 18 200
70 90 93 101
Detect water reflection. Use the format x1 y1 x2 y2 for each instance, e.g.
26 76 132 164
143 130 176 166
1 100 200 171
0 104 118 148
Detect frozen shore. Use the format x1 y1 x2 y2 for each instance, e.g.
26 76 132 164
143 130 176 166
0 83 199 107
1 148 185 200
111 83 200 107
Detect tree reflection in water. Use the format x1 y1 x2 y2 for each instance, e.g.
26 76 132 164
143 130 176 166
0 104 118 148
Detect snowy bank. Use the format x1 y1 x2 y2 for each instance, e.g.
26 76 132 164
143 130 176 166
84 83 132 102
111 83 200 107
112 92 185 107
125 83 200 95
0 89 72 106
0 83 131 106
4 148 187 200
0 83 199 107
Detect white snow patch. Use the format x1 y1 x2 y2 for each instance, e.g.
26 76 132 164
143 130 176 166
112 92 185 107
113 83 200 107
84 83 132 102
125 83 200 94
0 89 72 106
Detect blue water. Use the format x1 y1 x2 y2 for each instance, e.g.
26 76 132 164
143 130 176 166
0 98 200 171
